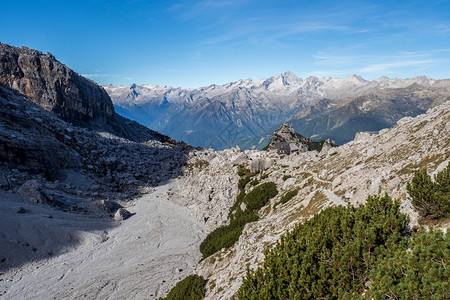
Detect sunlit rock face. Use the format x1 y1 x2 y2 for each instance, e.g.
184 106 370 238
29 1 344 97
0 43 114 127
0 43 170 143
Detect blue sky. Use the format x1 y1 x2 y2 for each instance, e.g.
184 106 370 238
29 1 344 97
1 0 450 88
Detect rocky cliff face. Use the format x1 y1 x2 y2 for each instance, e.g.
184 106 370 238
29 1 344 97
0 44 113 126
0 43 192 203
0 43 168 143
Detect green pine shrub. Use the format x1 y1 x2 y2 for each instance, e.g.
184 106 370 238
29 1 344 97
199 219 248 259
274 189 298 208
368 228 449 299
161 274 206 300
238 176 252 190
238 195 410 299
237 168 249 177
407 163 449 219
243 182 278 211
250 179 259 186
282 174 292 181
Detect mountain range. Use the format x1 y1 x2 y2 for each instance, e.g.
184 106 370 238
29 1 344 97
1 43 448 299
105 72 450 149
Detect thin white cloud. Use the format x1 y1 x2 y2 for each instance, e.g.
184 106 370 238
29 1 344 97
199 21 354 48
170 0 251 21
359 60 436 73
82 73 116 79
311 49 447 77
313 54 358 66
82 73 126 80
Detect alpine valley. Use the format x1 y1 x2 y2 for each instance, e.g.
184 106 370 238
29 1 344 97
0 43 448 300
105 72 450 149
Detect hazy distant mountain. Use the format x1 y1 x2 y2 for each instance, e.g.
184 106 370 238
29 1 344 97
286 83 450 144
105 72 450 149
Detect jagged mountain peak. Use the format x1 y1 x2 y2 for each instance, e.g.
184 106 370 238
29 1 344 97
264 123 335 153
0 43 114 123
375 75 390 81
346 74 367 82
279 70 301 82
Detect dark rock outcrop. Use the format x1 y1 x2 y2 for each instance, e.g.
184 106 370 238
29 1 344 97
0 43 170 143
263 124 335 153
0 86 82 173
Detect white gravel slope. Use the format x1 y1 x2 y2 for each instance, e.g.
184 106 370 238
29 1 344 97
1 179 205 299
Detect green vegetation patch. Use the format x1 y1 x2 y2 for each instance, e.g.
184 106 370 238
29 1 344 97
282 174 292 181
237 167 257 178
242 182 278 211
237 168 250 177
274 189 298 208
369 228 449 299
238 176 252 190
250 179 259 186
200 182 278 259
407 163 449 220
161 274 206 300
199 215 253 259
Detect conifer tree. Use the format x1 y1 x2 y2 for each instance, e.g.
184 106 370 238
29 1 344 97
407 164 449 219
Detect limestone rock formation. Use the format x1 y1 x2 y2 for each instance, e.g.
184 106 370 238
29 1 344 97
249 158 273 173
0 44 113 125
96 200 121 213
263 123 335 153
16 207 26 214
0 43 172 143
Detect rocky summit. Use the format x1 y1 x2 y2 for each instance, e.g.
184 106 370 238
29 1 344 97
262 123 335 153
0 43 448 300
0 43 169 143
